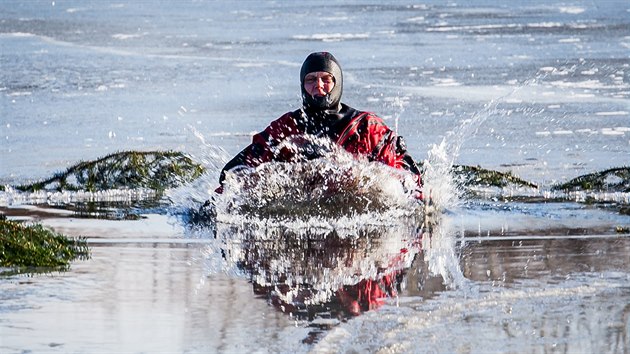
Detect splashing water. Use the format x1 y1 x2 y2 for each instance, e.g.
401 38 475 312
418 75 553 290
174 133 424 228
218 136 421 222
166 126 231 211
421 139 469 290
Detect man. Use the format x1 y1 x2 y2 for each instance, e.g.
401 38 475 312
218 52 422 198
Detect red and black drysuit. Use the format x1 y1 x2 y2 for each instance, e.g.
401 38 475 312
218 104 423 199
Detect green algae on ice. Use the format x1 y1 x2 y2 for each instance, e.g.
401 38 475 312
0 216 89 271
15 150 204 193
552 167 630 193
451 164 538 189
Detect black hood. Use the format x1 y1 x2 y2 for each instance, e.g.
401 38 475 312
300 52 343 112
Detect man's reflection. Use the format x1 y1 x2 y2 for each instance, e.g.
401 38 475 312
217 222 422 322
335 271 403 316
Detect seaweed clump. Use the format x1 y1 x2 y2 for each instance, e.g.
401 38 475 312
0 216 89 271
451 164 538 189
552 167 630 193
15 150 204 193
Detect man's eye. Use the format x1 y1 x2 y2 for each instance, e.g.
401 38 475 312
305 76 334 84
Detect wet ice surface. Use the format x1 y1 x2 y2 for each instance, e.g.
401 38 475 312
2 0 630 353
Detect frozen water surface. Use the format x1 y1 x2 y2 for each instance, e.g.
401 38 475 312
1 0 629 353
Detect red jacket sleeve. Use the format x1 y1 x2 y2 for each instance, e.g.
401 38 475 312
219 112 299 184
340 114 408 169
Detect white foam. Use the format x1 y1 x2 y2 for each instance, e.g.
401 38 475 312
319 16 350 21
552 130 573 135
233 62 267 68
549 79 629 89
292 33 370 42
426 22 602 32
111 33 144 40
406 16 425 23
595 111 628 116
528 22 564 29
601 128 625 136
559 38 581 43
426 23 519 32
559 6 586 14
7 91 32 96
370 81 627 104
1 32 35 38
431 77 461 87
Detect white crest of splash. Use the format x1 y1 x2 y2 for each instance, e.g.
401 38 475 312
166 126 232 210
215 135 422 222
420 92 523 289
418 73 558 290
420 139 469 290
422 140 461 212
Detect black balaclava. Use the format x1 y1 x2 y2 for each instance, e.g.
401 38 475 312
300 52 343 113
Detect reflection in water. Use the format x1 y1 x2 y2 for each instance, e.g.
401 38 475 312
197 219 430 339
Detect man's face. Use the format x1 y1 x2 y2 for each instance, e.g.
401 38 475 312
303 71 335 98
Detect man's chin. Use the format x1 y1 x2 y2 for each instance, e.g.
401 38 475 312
304 94 334 110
